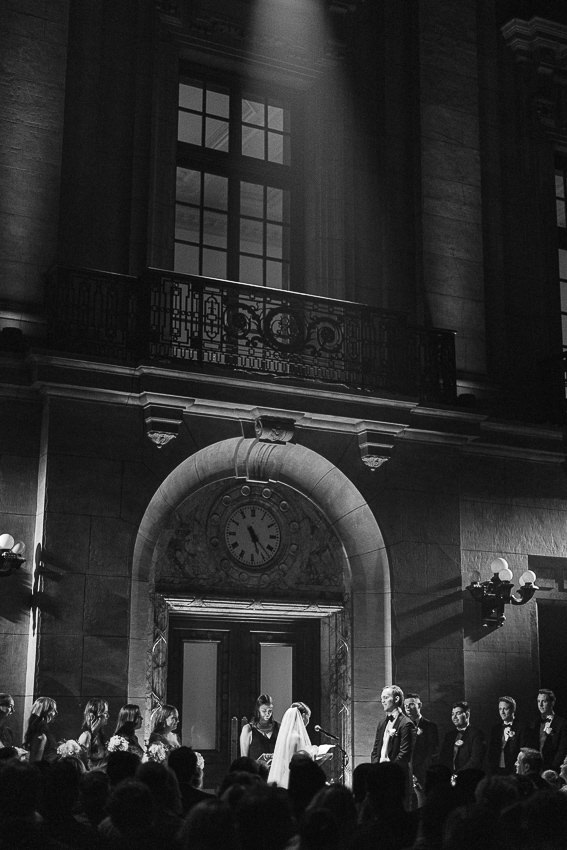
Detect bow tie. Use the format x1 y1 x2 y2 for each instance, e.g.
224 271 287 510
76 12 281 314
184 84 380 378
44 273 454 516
504 722 513 726
541 716 552 723
387 715 395 723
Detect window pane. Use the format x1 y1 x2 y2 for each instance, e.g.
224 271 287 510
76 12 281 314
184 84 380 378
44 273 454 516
560 249 567 279
240 255 263 285
178 112 202 145
175 204 200 243
560 279 567 311
557 200 566 229
556 172 565 199
202 248 227 279
268 132 284 164
266 188 283 222
240 218 263 255
260 644 292 717
267 105 284 131
242 99 265 126
240 182 264 219
562 313 567 341
176 168 201 204
266 223 282 258
203 210 227 248
242 127 264 159
179 83 202 111
175 242 199 275
204 174 228 210
207 89 229 118
205 117 229 151
266 260 283 288
182 641 218 749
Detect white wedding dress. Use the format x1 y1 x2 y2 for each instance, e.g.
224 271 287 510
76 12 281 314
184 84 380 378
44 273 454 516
267 705 317 788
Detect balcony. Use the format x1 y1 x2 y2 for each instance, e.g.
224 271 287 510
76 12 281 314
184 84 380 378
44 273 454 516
46 266 456 404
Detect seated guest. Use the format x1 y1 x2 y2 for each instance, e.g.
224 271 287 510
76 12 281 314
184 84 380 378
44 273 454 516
354 761 419 850
106 749 141 787
136 761 184 847
111 703 144 757
514 746 549 792
305 784 357 850
287 751 326 823
39 759 101 848
439 701 486 777
178 799 240 850
24 696 58 764
77 697 110 770
235 784 296 850
0 693 15 748
77 769 110 829
98 778 157 849
487 695 524 776
0 760 62 849
168 746 214 815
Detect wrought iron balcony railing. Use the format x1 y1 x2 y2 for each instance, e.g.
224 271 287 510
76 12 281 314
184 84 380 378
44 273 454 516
46 266 456 404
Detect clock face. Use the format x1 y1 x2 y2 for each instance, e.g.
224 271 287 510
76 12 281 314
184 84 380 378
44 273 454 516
224 504 281 567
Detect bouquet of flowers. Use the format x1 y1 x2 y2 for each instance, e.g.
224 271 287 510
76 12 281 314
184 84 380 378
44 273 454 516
143 741 168 763
107 735 129 752
195 751 204 770
57 739 83 758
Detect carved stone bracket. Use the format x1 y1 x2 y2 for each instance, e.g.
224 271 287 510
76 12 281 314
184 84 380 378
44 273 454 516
358 428 398 471
254 416 295 444
144 403 184 448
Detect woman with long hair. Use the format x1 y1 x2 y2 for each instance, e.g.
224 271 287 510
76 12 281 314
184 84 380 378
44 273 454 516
111 704 144 757
147 703 180 759
24 696 58 763
267 701 316 788
240 694 280 766
78 697 110 770
0 693 15 749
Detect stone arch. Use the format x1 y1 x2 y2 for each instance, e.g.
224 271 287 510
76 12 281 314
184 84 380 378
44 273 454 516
129 436 392 765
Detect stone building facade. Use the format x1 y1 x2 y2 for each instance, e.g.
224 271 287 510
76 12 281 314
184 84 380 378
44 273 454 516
1 0 567 782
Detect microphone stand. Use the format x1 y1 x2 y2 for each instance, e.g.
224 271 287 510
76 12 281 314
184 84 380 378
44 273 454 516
317 727 349 785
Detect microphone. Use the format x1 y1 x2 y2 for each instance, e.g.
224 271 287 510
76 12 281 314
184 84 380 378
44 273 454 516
314 724 339 741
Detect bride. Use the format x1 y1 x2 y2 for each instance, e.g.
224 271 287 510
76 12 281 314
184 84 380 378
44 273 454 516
267 701 318 788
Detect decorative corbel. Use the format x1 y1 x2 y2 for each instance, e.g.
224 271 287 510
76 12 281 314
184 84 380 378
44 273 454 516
254 416 296 444
144 403 184 448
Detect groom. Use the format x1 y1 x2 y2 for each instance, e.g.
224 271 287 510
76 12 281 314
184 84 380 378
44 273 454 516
371 685 415 804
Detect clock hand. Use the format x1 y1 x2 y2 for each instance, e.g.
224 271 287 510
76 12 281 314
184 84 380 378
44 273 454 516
247 525 260 552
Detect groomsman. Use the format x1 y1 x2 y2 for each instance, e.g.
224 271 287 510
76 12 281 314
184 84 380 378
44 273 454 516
371 685 415 806
439 701 486 776
404 693 438 806
487 695 524 775
525 689 567 771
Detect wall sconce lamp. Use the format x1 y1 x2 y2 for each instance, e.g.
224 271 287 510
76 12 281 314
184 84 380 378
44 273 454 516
466 557 538 627
0 533 26 577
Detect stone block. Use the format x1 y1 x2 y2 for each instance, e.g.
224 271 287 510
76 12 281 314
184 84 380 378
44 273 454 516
36 634 83 696
44 513 90 574
353 646 390 696
47 455 122 517
47 399 144 462
0 569 34 635
428 648 465 707
127 637 150 703
353 699 381 759
130 579 152 640
422 214 483 266
423 252 484 302
423 176 482 225
461 499 567 558
83 575 129 636
388 541 429 593
120 460 162 527
420 64 479 115
0 454 38 515
90 517 134 576
398 489 460 547
426 544 462 591
0 632 31 693
0 399 41 454
394 590 463 652
39 573 86 635
421 103 479 148
82 635 129 697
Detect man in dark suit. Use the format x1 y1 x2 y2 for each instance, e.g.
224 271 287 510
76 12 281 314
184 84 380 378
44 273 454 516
404 692 438 807
439 700 486 777
370 684 415 806
525 688 567 772
487 695 524 775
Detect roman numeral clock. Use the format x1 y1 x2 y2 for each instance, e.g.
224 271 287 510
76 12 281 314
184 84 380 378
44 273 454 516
207 482 300 574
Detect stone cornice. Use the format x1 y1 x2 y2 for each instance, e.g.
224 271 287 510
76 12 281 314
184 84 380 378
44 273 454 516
501 17 567 67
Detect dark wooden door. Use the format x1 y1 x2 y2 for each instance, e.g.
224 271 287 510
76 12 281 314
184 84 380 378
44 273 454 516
167 616 320 789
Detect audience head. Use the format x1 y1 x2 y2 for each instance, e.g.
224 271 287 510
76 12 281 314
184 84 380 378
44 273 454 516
474 774 520 813
0 693 15 724
106 778 154 837
307 783 357 839
299 808 340 850
453 768 485 805
287 752 326 818
78 769 109 826
178 799 239 850
230 755 262 776
235 784 295 850
136 760 182 814
40 758 82 818
82 697 109 731
252 694 274 725
169 745 202 786
0 760 41 820
150 702 179 735
515 747 543 776
106 749 141 787
424 763 453 796
352 762 372 805
364 760 406 809
443 802 499 850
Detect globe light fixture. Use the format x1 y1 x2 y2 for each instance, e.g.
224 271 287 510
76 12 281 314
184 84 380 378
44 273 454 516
0 533 27 577
466 557 538 627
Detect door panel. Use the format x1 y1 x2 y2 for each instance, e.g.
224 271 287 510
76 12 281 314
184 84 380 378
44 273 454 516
167 615 320 789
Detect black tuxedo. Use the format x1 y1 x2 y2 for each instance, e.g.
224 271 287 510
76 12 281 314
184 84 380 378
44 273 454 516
411 716 439 785
487 719 524 775
371 712 415 767
439 724 486 774
525 713 567 771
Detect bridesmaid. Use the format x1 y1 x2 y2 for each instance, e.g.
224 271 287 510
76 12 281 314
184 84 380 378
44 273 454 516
24 697 58 763
112 704 144 757
78 697 110 770
147 703 181 758
240 694 280 765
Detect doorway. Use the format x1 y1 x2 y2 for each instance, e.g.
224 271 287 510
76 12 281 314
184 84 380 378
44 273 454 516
167 615 321 788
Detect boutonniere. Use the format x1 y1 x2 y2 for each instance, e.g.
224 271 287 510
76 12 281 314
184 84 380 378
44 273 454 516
388 727 399 737
416 728 423 736
504 727 515 740
543 722 553 735
454 738 464 747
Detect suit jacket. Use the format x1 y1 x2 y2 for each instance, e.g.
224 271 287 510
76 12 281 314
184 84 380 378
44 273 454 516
370 712 415 767
525 713 567 771
439 725 486 774
487 719 524 774
411 716 439 785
